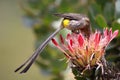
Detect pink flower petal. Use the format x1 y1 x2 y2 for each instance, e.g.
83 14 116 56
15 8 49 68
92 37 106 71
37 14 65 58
111 30 119 39
67 44 74 53
104 28 108 37
78 34 84 47
52 28 119 68
52 38 58 46
67 39 74 52
59 34 64 44
52 38 70 58
94 32 101 48
70 39 73 46
109 28 112 37
109 30 119 43
104 28 111 42
67 33 71 39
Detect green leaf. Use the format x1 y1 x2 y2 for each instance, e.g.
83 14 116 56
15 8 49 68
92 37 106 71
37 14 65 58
89 2 102 17
103 2 115 21
95 14 107 28
72 67 79 76
112 21 120 30
75 77 86 80
106 54 120 62
112 21 120 37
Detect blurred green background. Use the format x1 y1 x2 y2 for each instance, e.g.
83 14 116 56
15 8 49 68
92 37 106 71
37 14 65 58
0 0 50 80
0 0 120 80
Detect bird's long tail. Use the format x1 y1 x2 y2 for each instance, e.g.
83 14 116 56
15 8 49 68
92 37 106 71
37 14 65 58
14 27 62 74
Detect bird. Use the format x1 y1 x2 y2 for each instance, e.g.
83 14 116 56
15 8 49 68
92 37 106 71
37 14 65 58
14 13 92 74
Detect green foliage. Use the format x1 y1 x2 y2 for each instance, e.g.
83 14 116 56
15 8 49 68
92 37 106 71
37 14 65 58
95 14 107 28
112 21 120 36
22 0 120 80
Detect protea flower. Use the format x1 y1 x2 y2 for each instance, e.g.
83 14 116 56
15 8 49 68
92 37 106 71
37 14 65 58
52 28 119 75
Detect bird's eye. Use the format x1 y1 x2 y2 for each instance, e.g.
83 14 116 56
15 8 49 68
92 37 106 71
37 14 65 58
62 19 70 28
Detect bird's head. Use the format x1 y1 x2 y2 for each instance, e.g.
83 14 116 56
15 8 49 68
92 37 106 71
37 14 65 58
54 13 91 38
54 13 90 34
